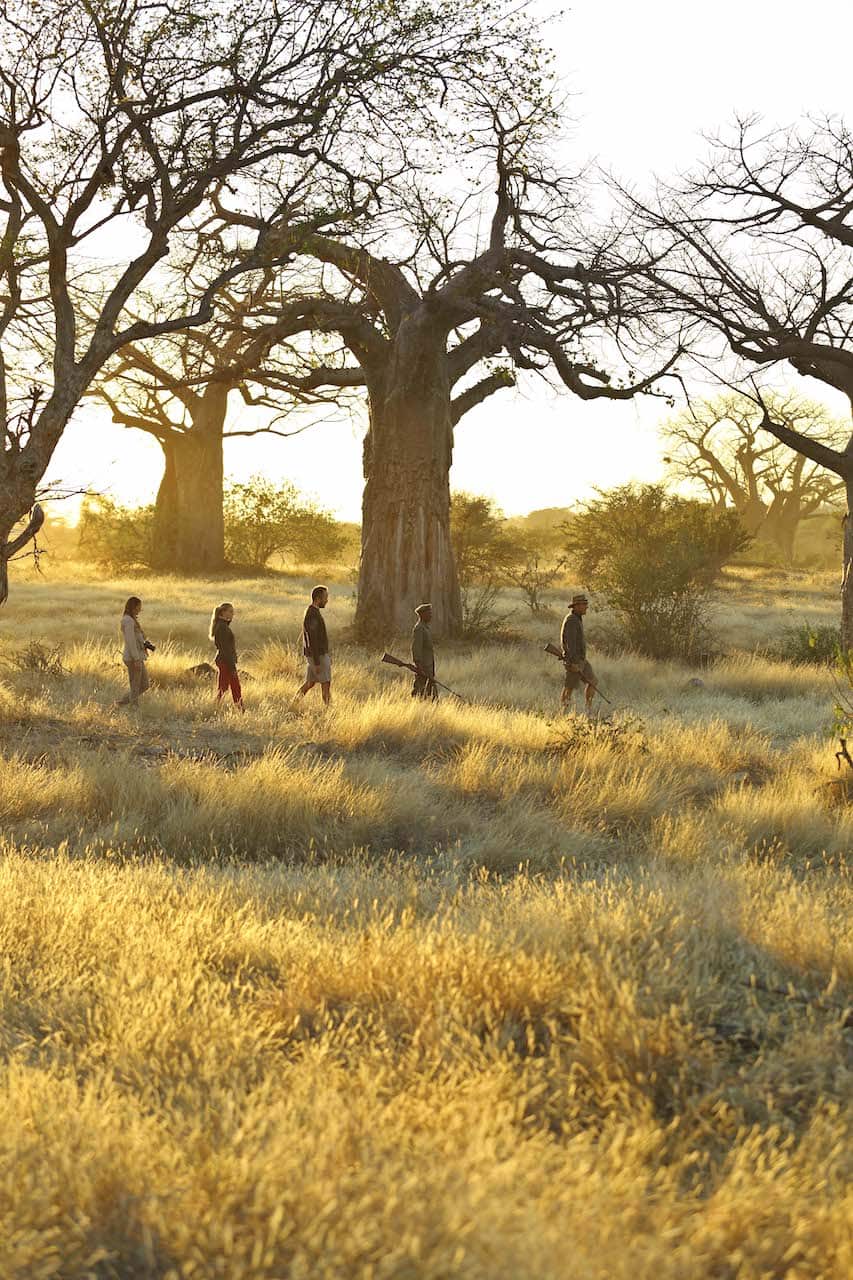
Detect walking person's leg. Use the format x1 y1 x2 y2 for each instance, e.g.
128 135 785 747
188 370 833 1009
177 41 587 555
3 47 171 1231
118 660 146 706
216 658 229 702
117 661 134 705
582 662 598 716
561 667 580 713
229 667 243 709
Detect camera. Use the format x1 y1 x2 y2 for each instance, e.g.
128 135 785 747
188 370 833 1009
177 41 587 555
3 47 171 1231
144 641 156 653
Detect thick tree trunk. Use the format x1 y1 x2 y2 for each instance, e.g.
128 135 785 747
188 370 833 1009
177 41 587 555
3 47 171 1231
151 438 179 571
356 317 462 640
151 389 227 574
762 508 799 563
738 497 768 537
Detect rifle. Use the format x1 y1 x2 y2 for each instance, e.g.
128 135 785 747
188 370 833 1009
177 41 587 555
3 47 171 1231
543 642 612 705
381 652 468 703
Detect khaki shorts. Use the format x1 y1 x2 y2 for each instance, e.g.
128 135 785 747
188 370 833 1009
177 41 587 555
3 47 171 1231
564 659 596 691
305 654 331 684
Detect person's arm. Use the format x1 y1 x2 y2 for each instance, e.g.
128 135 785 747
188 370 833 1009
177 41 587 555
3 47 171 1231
412 626 425 671
305 611 322 663
214 620 236 667
225 624 237 668
562 617 583 665
123 615 145 662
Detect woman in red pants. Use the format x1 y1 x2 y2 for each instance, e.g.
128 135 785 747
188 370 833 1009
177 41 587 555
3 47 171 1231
210 602 244 711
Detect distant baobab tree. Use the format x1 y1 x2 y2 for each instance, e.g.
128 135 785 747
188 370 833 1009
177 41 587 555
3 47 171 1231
663 393 845 562
0 0 529 602
94 272 352 574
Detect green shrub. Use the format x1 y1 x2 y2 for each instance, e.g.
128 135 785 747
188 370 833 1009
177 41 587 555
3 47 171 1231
224 476 344 571
777 623 839 666
450 493 562 630
78 497 155 571
562 484 750 662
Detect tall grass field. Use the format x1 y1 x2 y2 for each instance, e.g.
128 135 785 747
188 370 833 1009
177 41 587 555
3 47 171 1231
0 560 849 1278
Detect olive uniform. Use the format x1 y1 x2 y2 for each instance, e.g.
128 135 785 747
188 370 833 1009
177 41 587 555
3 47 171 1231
560 610 596 692
411 617 437 700
302 602 331 684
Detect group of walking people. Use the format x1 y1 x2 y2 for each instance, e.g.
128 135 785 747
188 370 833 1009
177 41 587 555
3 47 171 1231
118 585 599 712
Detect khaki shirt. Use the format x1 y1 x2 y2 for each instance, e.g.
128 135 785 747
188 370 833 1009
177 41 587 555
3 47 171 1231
121 614 147 663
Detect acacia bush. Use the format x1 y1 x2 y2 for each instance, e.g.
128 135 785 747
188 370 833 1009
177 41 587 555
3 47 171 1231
78 480 347 574
563 484 750 661
77 497 155 572
224 476 345 571
777 623 839 666
451 493 562 630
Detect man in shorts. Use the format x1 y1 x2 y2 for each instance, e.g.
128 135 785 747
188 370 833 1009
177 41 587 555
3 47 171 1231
297 585 332 706
560 592 598 715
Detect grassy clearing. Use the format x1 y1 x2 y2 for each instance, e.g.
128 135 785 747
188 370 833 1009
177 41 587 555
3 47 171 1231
0 561 850 1277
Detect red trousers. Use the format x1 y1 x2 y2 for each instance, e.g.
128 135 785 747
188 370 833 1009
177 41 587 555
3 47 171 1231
216 658 242 705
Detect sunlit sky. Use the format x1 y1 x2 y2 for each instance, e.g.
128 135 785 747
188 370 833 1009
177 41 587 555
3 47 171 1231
45 0 853 522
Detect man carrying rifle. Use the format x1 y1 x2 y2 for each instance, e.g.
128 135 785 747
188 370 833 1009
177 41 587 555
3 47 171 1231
561 593 598 715
411 603 438 700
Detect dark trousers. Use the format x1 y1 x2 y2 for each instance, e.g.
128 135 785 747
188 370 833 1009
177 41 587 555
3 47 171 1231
412 673 437 700
216 658 243 705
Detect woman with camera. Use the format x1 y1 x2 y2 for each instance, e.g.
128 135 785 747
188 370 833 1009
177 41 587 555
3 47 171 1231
117 595 154 706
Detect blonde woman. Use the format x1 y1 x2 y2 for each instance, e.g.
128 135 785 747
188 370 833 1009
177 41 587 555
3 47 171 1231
210 602 243 710
118 596 153 706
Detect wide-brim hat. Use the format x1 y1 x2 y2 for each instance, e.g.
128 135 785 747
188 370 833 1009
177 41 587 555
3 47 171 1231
570 593 588 606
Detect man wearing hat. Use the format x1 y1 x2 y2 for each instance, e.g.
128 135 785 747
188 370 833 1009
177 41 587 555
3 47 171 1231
411 603 437 700
560 593 598 714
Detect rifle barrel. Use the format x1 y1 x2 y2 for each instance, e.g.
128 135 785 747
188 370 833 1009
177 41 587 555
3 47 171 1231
380 652 468 703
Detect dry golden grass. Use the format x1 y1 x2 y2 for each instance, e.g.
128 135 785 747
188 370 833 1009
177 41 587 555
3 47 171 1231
0 560 849 1277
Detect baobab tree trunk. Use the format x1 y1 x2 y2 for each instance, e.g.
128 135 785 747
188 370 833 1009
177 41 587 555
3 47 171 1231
151 389 227 574
762 504 800 564
356 319 462 640
151 439 179 571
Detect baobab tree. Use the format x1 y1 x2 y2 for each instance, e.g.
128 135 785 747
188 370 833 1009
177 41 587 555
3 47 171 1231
663 392 845 561
94 273 349 572
0 0 532 603
620 116 853 640
220 100 683 638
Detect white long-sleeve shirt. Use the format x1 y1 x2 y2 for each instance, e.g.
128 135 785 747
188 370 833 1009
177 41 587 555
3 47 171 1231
121 613 147 663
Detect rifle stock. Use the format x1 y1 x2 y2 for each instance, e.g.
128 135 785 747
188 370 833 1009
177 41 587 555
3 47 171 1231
380 652 468 703
381 651 417 673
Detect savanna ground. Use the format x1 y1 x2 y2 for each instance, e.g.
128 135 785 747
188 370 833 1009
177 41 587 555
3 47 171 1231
0 559 850 1278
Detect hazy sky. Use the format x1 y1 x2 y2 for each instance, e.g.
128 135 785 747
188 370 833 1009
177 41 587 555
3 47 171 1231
46 0 853 521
